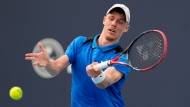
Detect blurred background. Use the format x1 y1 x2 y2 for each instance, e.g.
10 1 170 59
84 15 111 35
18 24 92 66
0 0 189 107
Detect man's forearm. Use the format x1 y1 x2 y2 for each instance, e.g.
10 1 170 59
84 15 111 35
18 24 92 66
45 55 71 76
45 59 60 76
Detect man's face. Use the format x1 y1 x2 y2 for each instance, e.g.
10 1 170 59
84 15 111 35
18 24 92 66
103 11 129 41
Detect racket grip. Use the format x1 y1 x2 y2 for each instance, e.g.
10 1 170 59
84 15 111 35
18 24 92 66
93 61 110 69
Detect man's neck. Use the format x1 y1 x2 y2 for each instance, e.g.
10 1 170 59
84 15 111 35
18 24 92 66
97 34 119 46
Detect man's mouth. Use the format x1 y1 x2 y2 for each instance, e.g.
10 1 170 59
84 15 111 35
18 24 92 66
108 29 116 33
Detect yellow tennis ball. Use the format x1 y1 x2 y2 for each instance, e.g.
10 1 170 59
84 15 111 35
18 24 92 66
9 86 23 100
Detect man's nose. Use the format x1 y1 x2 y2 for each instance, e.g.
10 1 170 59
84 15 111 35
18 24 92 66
111 20 117 27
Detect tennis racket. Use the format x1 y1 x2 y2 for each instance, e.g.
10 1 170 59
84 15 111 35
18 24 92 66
94 30 168 72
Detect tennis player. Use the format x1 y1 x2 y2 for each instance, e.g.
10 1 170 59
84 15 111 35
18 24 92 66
25 4 131 107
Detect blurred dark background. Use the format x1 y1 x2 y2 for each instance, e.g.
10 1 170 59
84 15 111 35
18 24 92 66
0 0 189 107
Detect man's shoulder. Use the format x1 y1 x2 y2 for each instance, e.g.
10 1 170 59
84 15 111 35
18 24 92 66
82 37 94 44
74 36 87 42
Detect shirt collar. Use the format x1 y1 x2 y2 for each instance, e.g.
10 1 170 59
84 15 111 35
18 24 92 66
92 34 120 52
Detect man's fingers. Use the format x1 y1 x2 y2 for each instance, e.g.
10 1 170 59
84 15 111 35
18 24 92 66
25 53 36 57
25 53 37 60
33 62 46 67
38 42 45 52
25 56 36 60
33 62 38 66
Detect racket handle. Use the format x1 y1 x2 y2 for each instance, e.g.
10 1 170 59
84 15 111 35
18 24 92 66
93 61 110 69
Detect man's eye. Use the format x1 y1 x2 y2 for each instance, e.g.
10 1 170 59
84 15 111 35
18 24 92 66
109 17 114 20
118 20 125 24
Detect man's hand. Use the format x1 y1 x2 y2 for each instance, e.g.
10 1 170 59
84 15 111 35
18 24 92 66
25 42 49 67
86 62 123 89
86 62 102 78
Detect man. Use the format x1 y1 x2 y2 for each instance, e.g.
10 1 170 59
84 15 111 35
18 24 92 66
25 4 131 107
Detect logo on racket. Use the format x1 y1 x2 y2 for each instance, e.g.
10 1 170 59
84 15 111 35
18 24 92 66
32 38 64 78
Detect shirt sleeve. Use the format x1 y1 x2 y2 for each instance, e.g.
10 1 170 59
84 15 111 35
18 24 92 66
65 36 87 64
113 54 131 78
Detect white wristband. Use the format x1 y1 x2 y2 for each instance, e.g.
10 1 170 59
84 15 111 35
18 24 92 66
92 71 105 84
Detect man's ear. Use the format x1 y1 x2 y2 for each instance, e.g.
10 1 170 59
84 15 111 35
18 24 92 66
103 16 106 25
124 25 130 32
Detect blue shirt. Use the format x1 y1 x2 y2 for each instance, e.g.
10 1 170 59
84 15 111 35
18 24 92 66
65 34 130 107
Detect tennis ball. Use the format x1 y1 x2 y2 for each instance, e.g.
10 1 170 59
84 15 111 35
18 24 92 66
9 86 23 100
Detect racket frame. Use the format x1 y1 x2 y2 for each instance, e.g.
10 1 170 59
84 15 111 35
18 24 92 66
95 30 168 72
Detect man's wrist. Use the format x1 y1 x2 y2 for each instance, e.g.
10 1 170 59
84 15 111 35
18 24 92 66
92 71 105 84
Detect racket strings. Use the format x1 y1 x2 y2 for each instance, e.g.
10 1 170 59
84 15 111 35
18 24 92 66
129 32 164 69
